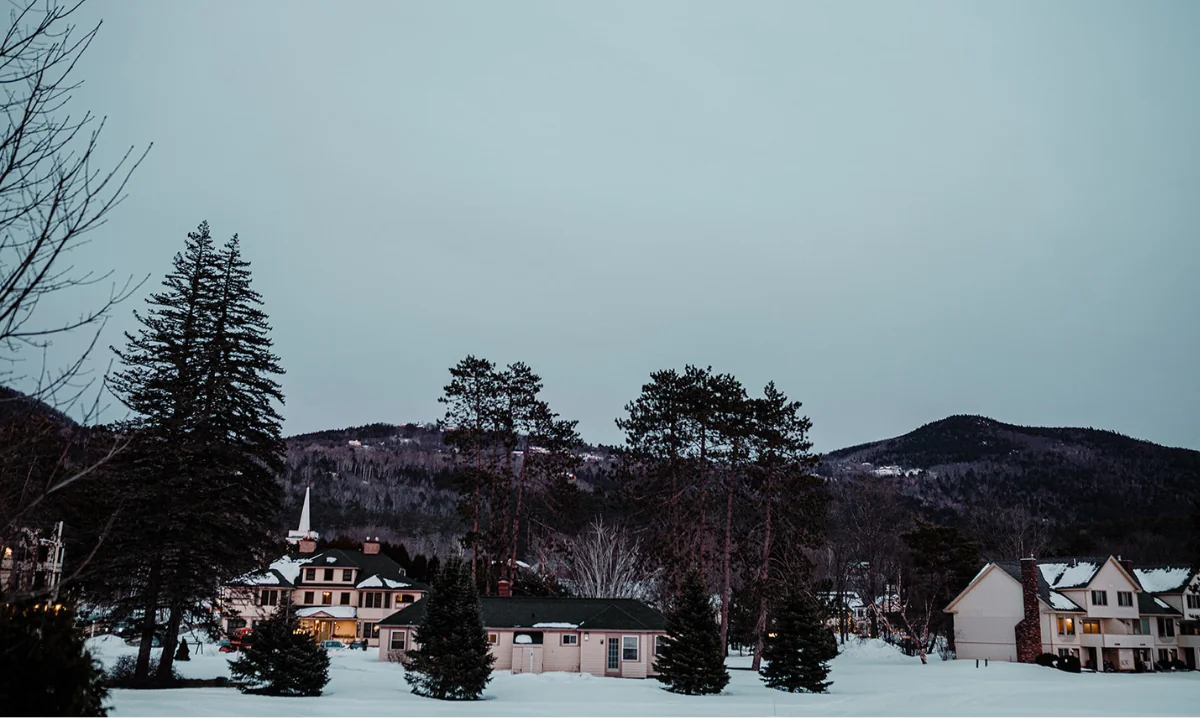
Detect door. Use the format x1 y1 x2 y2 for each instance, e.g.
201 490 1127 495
606 635 621 676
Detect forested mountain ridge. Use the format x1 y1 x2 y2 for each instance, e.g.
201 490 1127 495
283 414 1198 562
279 422 621 554
820 414 1200 560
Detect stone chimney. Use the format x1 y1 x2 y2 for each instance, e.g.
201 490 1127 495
298 538 317 554
363 537 380 555
498 579 512 597
1014 557 1042 663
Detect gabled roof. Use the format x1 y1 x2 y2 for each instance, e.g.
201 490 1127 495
947 561 1087 614
379 597 666 632
1133 565 1195 594
1137 593 1182 616
1035 557 1110 590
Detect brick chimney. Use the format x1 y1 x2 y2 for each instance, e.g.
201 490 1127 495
1119 556 1135 578
363 537 380 555
298 538 317 554
497 579 511 597
1014 557 1042 663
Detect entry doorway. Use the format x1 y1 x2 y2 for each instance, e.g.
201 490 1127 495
605 635 621 676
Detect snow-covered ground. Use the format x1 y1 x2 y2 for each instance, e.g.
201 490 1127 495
87 636 1198 716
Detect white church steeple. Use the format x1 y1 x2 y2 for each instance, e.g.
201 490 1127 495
286 485 319 545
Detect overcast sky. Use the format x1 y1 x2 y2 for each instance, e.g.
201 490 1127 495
35 0 1200 451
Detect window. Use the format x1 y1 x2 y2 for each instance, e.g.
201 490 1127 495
400 593 416 603
324 568 334 582
1057 648 1076 658
366 622 379 637
1158 649 1172 663
561 634 578 646
343 569 353 582
227 618 247 631
1057 616 1075 635
362 592 385 609
1117 591 1133 607
390 630 406 651
654 635 669 655
1082 620 1101 635
321 591 332 605
1187 595 1200 610
259 590 278 607
622 636 638 661
303 591 314 605
340 592 351 606
1157 617 1175 637
1132 618 1151 635
304 568 315 582
487 633 499 645
1091 591 1108 606
384 593 391 609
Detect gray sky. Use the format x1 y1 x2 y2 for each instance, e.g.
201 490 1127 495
39 0 1200 451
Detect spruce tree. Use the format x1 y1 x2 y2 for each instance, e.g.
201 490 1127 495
405 557 494 700
0 601 108 716
760 588 832 694
104 223 285 683
655 570 730 695
230 605 330 696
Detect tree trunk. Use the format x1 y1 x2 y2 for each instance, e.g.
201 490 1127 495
718 458 735 656
155 600 184 684
751 472 772 672
134 559 163 682
508 440 530 582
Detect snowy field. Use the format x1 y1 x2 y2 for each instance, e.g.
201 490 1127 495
88 635 1198 717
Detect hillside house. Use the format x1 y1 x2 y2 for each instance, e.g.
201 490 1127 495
0 522 66 601
946 555 1197 671
378 588 668 679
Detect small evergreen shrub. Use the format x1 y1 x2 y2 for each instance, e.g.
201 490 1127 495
106 654 179 687
0 601 108 716
1034 653 1059 668
404 557 494 700
174 639 190 662
1056 654 1081 673
655 570 730 695
230 606 330 696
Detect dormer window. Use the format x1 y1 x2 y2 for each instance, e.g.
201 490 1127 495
343 569 353 582
304 568 315 582
323 568 334 581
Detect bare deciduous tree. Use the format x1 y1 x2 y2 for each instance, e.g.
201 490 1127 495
556 518 659 603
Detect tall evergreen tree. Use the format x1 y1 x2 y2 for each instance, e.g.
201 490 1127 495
655 570 729 695
230 604 330 696
104 222 285 684
760 588 832 694
404 557 494 700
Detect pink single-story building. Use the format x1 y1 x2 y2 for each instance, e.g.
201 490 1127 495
378 595 668 679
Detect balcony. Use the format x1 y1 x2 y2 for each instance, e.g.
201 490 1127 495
1103 634 1154 649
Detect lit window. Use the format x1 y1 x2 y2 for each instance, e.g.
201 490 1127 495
1057 616 1075 635
1082 620 1101 635
622 636 638 661
487 633 499 645
321 592 332 605
561 634 578 646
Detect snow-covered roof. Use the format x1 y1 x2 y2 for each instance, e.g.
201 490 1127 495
297 606 357 619
1048 591 1085 612
1133 566 1193 594
232 555 307 587
532 622 578 629
269 556 305 585
1038 560 1102 590
356 575 413 590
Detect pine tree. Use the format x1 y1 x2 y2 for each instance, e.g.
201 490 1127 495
230 605 330 696
655 570 729 695
404 557 494 700
0 601 108 716
760 588 832 694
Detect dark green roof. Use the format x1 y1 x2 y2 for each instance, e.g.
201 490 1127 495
379 596 665 632
1137 592 1181 616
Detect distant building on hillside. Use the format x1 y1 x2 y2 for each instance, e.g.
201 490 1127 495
0 522 66 602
